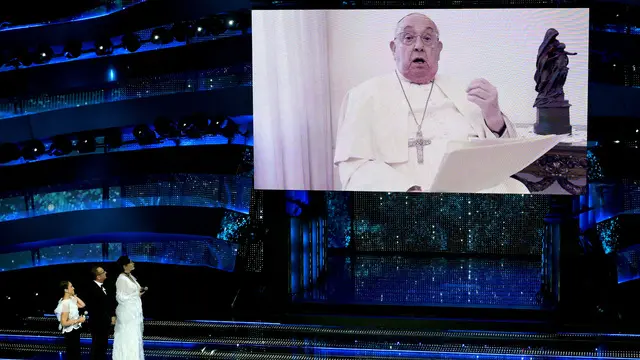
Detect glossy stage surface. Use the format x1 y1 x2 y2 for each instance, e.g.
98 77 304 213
296 255 542 309
2 317 640 359
0 263 639 359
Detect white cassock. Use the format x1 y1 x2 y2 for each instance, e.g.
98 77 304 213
334 72 529 194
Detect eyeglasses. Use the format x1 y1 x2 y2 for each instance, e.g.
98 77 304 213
396 32 439 47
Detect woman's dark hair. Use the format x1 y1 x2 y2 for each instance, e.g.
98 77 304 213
116 256 132 272
59 280 71 297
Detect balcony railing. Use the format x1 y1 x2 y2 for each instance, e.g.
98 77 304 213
0 63 252 119
0 173 253 223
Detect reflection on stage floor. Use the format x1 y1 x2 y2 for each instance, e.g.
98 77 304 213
295 255 542 309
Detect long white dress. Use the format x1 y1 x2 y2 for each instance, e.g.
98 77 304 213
113 273 144 360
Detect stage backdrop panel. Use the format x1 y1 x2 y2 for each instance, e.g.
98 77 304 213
342 192 550 256
314 193 550 309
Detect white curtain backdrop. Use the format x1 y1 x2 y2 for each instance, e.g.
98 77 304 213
253 10 335 191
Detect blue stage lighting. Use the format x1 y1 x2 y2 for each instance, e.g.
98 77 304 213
0 143 21 163
226 10 251 33
21 140 46 161
171 21 195 42
197 16 225 36
63 40 83 59
121 33 141 53
76 133 97 154
194 24 206 36
133 124 157 145
107 67 117 82
154 117 180 138
104 128 123 149
6 47 33 67
180 114 209 139
208 115 227 135
219 117 240 142
34 44 54 64
95 37 114 56
151 27 173 45
49 136 73 156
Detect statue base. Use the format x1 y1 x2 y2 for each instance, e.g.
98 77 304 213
534 107 572 135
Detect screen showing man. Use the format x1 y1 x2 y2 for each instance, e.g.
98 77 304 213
252 9 589 194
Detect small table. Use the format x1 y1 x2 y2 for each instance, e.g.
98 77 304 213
512 124 587 195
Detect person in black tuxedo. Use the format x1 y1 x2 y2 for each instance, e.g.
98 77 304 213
85 266 116 360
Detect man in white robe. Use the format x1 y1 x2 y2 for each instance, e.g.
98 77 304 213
334 13 529 194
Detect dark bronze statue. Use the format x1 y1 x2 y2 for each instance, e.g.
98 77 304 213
533 28 577 135
533 28 577 108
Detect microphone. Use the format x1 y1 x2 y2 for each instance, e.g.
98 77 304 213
83 311 89 321
142 287 148 291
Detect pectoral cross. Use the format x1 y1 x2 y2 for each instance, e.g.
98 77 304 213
408 130 431 164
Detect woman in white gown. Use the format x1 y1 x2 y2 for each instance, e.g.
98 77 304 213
113 256 146 360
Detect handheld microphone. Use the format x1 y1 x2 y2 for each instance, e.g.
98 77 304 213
84 311 89 321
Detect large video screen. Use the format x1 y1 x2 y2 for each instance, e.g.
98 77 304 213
252 9 589 195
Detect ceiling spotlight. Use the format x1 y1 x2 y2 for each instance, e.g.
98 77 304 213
151 27 173 45
242 124 253 140
0 143 21 164
208 115 228 135
209 16 227 35
76 133 97 153
17 48 34 67
94 37 114 56
219 117 240 143
197 16 225 36
34 44 54 64
180 114 209 138
63 40 83 59
133 124 157 145
104 128 122 149
154 117 180 138
21 140 46 161
195 24 206 36
226 11 251 33
171 21 195 42
3 57 21 68
6 47 33 68
49 135 73 156
121 33 141 53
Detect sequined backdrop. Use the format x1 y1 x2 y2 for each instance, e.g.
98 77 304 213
320 192 550 309
243 189 264 273
327 192 550 255
353 256 541 307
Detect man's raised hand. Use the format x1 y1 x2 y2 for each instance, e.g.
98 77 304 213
466 78 504 131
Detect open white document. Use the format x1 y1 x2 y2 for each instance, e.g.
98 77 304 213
429 135 566 193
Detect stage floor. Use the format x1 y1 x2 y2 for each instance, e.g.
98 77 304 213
0 259 636 359
295 255 542 309
2 317 640 359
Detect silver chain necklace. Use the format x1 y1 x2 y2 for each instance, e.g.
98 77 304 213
395 70 435 164
395 70 435 135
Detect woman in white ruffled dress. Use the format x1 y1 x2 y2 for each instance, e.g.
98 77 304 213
54 280 86 360
112 256 146 360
